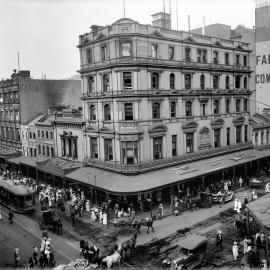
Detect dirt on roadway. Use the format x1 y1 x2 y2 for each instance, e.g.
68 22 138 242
123 208 245 269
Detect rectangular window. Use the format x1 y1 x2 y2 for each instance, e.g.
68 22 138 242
46 131 49 140
243 55 247 66
90 137 98 158
261 132 264 145
227 127 230 146
42 131 44 139
121 42 131 57
236 126 242 143
124 103 133 121
197 49 207 63
151 44 158 58
236 54 240 66
255 133 258 145
185 47 191 62
86 48 93 63
169 46 174 60
226 99 230 113
50 132 53 140
104 138 113 161
202 49 207 63
101 45 108 60
214 129 220 148
225 52 230 65
244 125 248 142
122 141 138 164
170 101 176 118
172 135 177 157
38 130 40 138
123 72 132 90
33 133 36 139
153 137 162 160
200 103 206 116
186 133 194 153
87 76 94 93
51 148 54 157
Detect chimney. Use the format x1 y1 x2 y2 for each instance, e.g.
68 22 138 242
202 16 205 35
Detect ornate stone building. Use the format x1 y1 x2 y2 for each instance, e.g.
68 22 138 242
78 17 253 174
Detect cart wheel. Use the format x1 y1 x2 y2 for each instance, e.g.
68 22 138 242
200 255 207 266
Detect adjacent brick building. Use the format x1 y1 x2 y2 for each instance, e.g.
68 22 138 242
0 70 81 152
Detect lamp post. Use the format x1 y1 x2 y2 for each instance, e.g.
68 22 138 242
93 159 97 207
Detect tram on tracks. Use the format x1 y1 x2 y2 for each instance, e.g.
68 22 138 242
0 177 36 214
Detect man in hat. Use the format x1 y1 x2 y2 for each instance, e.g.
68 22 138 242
14 248 20 267
244 194 249 206
216 231 223 251
232 241 239 260
8 211 14 224
158 204 163 219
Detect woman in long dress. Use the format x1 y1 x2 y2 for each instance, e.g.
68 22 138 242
103 212 108 225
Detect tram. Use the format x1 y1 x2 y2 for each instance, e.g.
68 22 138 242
0 178 36 214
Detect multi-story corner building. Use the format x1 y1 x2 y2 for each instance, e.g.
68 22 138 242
21 114 45 157
53 108 85 162
0 70 81 152
78 16 253 175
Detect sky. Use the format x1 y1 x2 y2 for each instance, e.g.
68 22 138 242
0 0 256 80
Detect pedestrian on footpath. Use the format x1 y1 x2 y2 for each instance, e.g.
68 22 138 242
33 246 38 264
9 211 14 224
158 204 164 219
216 231 223 251
14 248 20 267
232 241 239 261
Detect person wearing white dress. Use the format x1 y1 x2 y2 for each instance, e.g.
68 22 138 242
243 239 248 254
234 198 238 211
102 212 108 225
232 242 238 260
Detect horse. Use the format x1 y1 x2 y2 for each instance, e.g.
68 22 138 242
101 250 121 270
187 195 201 211
234 220 247 236
120 233 138 259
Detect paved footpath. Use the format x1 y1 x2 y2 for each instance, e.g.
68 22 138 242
117 188 253 246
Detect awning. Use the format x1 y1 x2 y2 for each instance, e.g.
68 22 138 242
19 157 47 168
66 148 270 195
36 158 81 177
7 156 26 165
0 148 21 159
246 193 270 231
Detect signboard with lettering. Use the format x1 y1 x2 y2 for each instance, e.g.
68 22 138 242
256 40 270 110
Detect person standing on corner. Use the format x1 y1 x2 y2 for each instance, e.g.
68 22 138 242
216 231 223 251
9 211 14 224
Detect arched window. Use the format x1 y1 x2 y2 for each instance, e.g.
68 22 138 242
235 75 241 89
170 73 175 90
236 99 241 112
244 77 247 89
151 72 159 90
152 102 161 119
87 76 94 94
104 104 111 121
186 101 192 116
185 74 192 89
213 100 219 114
200 74 205 90
89 105 96 120
225 76 230 89
103 74 110 92
213 75 219 89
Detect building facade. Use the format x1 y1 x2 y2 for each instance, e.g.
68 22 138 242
53 108 85 162
21 114 44 157
255 0 270 111
0 70 81 152
78 17 253 174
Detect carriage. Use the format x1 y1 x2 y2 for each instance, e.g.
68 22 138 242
212 191 235 203
39 209 62 234
199 192 213 207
